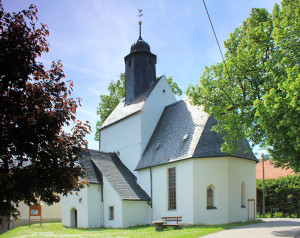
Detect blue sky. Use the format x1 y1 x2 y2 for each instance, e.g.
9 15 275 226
3 0 280 155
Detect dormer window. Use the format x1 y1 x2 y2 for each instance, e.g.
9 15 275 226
182 134 189 141
129 60 131 68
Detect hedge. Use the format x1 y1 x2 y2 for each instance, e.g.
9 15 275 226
257 175 300 217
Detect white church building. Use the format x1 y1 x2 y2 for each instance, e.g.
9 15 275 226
61 23 258 228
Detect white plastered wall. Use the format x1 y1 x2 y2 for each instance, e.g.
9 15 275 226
138 156 256 225
102 177 122 228
61 184 101 228
228 157 256 222
87 184 102 228
141 75 176 153
193 157 256 224
122 200 151 227
193 157 230 225
137 169 151 196
100 113 141 174
100 75 176 175
149 160 194 224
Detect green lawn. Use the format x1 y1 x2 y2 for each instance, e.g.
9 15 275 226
1 220 263 238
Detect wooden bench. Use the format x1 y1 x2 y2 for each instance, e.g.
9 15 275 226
162 216 182 230
152 216 183 231
152 221 165 231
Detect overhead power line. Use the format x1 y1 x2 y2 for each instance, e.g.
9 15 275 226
202 0 225 63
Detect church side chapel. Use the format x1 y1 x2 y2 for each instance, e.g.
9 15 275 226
61 18 258 228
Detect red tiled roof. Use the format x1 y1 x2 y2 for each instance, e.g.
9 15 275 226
256 159 295 180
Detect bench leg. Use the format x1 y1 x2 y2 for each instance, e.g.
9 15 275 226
155 225 163 231
173 225 182 230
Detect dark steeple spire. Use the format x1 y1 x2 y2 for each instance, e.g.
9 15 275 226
124 14 157 106
139 21 142 39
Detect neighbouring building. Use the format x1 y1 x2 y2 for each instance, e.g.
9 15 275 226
256 159 295 180
62 21 258 228
0 201 61 234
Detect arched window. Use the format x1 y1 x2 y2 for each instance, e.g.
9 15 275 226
241 182 246 207
207 184 216 209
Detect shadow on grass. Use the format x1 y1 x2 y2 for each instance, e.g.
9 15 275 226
64 220 264 233
64 224 153 232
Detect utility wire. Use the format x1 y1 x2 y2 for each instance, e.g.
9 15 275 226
202 0 226 63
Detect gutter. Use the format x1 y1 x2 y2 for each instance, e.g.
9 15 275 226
98 129 101 151
101 184 104 227
150 167 153 208
136 155 258 171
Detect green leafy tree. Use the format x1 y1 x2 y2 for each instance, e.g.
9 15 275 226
95 75 182 140
166 76 182 97
0 3 91 218
187 0 300 172
95 73 125 140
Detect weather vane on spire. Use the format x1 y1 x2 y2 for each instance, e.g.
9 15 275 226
137 9 143 39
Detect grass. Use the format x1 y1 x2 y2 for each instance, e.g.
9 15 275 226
1 220 263 238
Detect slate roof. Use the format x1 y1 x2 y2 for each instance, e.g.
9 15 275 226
80 149 102 184
100 76 162 129
80 149 150 201
136 100 257 170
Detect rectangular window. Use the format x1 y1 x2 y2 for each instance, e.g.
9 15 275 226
241 182 246 207
168 167 176 210
109 206 114 220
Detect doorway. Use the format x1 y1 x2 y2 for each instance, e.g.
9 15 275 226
70 208 78 228
247 199 255 221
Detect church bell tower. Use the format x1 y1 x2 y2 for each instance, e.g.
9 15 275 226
124 20 157 105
